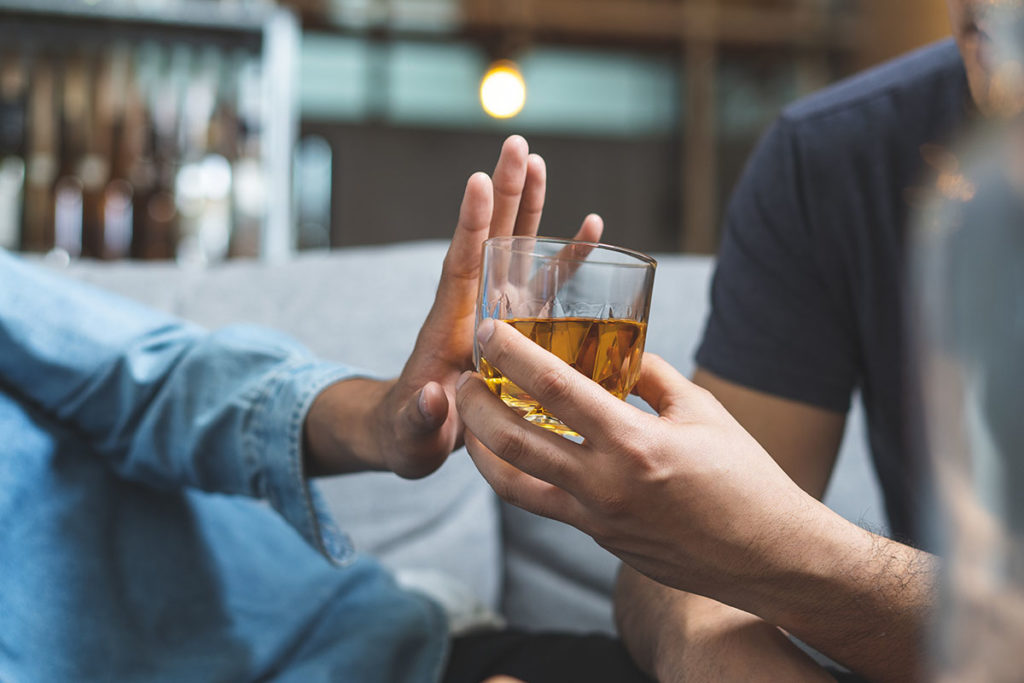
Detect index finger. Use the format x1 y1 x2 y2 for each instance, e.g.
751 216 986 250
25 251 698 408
432 172 494 315
474 318 636 446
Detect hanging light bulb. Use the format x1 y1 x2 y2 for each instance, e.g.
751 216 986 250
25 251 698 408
480 59 527 119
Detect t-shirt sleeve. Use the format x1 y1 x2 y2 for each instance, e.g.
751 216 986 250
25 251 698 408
695 117 860 413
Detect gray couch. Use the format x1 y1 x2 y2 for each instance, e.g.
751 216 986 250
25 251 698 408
60 240 887 634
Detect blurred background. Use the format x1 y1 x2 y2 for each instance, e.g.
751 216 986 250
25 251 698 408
0 0 952 264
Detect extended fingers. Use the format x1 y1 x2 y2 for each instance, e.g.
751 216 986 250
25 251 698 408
456 370 583 491
473 318 634 444
490 136 531 237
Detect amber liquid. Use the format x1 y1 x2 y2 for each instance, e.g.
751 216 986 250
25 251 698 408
479 317 647 436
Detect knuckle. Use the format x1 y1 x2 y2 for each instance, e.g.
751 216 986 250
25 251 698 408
694 385 720 408
493 178 523 200
489 329 517 363
617 425 668 477
495 421 529 465
534 366 574 403
455 384 472 414
545 451 572 484
616 421 647 449
440 253 478 284
602 421 647 461
596 492 628 518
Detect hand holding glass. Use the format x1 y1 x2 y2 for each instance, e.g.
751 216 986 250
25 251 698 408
474 236 656 437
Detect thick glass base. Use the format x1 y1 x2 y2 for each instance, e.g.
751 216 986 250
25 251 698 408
522 412 580 439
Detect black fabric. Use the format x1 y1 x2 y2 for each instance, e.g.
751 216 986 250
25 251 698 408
695 39 972 545
443 629 653 683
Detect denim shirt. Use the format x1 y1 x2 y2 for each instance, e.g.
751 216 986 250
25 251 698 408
0 250 448 682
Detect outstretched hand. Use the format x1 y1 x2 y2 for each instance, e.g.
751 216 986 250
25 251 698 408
455 317 828 608
305 135 603 479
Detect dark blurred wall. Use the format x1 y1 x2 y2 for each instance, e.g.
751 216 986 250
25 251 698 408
301 122 680 254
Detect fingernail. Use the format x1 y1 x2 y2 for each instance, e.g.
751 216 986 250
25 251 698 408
476 318 496 346
417 388 432 420
456 371 472 391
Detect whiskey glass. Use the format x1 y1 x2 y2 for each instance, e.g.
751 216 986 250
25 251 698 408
475 235 656 437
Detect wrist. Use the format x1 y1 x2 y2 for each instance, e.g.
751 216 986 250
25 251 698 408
304 377 395 476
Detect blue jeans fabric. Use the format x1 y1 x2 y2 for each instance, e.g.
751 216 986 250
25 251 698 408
0 250 447 682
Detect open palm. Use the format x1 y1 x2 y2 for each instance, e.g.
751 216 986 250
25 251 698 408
379 136 604 478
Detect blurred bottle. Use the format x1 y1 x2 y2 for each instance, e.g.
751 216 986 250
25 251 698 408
52 54 89 260
80 52 113 260
127 42 160 260
11 25 274 261
136 42 179 260
230 53 265 259
294 135 332 250
101 47 135 260
22 58 57 253
176 46 232 266
0 53 27 251
912 4 1024 680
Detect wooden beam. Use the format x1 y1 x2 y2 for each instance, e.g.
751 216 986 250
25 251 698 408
681 36 718 253
462 0 858 49
857 0 951 69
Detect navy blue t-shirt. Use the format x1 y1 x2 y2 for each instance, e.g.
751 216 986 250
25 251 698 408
696 40 971 544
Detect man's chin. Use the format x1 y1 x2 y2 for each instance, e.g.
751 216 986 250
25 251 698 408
973 68 1024 118
960 45 1024 117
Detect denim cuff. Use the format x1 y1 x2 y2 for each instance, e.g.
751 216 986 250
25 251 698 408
244 358 360 566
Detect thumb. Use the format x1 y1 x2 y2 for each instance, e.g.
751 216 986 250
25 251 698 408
388 381 454 480
632 353 697 418
398 381 449 437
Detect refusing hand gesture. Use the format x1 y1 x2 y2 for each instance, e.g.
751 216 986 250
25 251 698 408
306 135 603 479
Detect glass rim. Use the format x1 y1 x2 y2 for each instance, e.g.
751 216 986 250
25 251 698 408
483 235 657 269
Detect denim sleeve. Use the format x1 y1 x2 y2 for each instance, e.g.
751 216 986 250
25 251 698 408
0 249 357 563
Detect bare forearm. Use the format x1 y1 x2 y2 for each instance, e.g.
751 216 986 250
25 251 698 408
680 496 936 682
615 565 833 682
746 507 936 683
683 371 935 680
617 504 935 682
615 565 732 681
615 564 674 678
